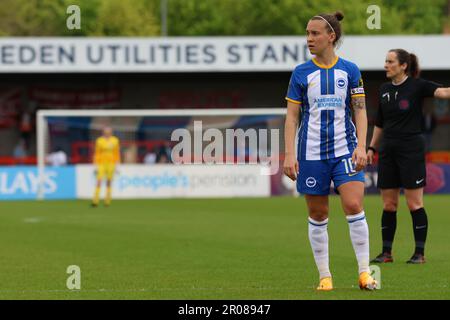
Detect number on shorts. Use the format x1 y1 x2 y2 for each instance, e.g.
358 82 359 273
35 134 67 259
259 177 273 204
342 157 356 174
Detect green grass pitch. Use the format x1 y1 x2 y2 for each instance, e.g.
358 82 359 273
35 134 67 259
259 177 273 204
0 195 449 300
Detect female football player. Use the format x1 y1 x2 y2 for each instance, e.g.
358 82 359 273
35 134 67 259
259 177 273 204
92 126 121 207
284 11 377 291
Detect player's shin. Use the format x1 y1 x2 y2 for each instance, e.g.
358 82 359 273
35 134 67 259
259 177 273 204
347 211 370 274
105 185 112 206
93 185 101 205
410 207 428 256
381 210 397 254
308 217 331 279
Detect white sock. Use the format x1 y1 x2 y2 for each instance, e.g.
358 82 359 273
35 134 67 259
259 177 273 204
308 217 331 279
347 211 370 274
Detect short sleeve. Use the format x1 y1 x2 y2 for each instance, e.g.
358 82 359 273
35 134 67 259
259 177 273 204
285 69 303 105
349 63 365 98
375 103 383 128
418 78 442 98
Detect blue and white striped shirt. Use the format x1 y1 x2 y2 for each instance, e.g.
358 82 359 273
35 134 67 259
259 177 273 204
286 56 365 161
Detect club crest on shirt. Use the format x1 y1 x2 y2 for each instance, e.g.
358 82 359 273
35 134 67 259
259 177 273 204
336 78 347 89
399 99 410 110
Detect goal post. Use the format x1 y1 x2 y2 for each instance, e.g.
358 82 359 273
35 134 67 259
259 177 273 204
36 108 287 200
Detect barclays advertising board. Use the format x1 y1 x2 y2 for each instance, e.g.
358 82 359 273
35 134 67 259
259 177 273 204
0 166 76 200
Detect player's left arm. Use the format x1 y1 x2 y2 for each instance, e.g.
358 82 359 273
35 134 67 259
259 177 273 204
350 65 368 171
351 95 368 171
114 137 121 165
434 87 450 99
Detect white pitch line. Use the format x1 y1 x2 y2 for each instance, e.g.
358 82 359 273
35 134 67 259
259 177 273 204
0 284 447 294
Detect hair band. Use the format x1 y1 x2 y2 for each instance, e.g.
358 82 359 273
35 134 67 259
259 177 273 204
313 15 335 34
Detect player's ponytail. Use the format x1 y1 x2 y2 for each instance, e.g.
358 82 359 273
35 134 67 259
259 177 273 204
334 11 344 22
408 53 420 78
389 49 421 78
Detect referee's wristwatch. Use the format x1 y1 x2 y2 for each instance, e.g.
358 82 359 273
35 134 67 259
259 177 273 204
368 146 377 153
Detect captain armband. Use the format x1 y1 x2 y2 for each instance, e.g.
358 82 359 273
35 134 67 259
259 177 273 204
351 87 365 95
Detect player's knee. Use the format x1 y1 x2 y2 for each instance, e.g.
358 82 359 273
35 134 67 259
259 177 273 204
383 200 398 211
406 199 423 211
344 201 363 215
309 212 328 222
306 201 328 221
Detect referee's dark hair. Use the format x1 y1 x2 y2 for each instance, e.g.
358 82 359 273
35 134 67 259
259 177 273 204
389 48 421 78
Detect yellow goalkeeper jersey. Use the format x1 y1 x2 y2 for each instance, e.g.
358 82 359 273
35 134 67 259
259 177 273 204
94 136 121 165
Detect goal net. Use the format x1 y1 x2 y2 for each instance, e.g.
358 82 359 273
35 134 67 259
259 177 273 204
36 108 287 199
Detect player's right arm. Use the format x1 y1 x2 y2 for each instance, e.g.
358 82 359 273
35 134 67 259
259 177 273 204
284 101 300 181
283 69 303 181
93 138 101 165
434 87 450 99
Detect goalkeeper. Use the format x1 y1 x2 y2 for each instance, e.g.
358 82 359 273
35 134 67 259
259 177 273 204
92 126 121 207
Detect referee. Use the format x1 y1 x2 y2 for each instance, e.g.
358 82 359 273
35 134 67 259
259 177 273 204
368 49 450 264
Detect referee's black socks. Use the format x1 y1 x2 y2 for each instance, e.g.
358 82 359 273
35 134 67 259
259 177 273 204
381 210 397 254
410 208 428 256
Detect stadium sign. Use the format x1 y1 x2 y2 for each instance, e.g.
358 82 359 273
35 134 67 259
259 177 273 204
1 36 449 72
76 164 271 199
1 163 450 200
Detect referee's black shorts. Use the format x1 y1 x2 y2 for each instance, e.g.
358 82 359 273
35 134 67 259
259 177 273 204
377 134 426 189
